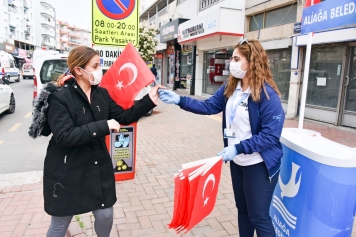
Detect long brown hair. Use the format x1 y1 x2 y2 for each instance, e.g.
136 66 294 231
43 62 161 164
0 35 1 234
56 46 98 86
224 39 281 102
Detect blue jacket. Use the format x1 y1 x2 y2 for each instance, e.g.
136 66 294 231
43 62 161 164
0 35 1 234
178 83 285 178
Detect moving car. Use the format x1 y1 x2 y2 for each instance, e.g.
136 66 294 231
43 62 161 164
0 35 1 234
33 49 153 116
0 77 15 114
0 50 20 83
22 63 34 79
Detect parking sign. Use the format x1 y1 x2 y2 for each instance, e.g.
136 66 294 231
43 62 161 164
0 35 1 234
92 0 139 47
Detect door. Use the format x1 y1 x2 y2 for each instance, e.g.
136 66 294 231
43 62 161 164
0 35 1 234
301 45 345 124
341 46 356 128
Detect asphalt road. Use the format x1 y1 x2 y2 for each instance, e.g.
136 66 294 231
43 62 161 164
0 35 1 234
0 78 50 174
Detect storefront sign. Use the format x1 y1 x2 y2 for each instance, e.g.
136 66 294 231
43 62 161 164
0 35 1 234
301 0 356 34
93 45 123 70
18 49 27 58
294 22 302 33
154 53 163 58
199 0 223 12
4 43 15 53
160 18 188 43
0 43 5 51
178 7 244 44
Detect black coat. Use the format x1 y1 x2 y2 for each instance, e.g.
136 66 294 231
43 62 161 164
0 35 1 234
43 78 155 216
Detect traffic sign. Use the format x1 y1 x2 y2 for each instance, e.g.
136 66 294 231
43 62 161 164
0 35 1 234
93 45 123 70
92 0 139 47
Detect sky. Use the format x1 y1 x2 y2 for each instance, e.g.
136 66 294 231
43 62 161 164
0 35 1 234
45 0 91 30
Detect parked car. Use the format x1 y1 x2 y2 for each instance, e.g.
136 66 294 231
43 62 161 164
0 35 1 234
33 50 153 116
0 77 15 114
22 63 34 79
0 50 20 83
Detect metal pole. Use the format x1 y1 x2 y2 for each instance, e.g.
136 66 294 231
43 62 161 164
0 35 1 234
298 32 313 129
190 46 196 95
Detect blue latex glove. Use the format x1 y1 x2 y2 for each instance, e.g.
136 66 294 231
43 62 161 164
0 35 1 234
217 145 237 162
158 89 180 105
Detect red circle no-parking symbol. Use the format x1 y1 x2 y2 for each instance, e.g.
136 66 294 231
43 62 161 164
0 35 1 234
96 0 135 20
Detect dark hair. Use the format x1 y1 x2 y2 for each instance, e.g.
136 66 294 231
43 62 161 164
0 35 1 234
152 64 155 67
56 46 98 85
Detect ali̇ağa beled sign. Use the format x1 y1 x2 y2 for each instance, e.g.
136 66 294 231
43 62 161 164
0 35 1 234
301 0 356 34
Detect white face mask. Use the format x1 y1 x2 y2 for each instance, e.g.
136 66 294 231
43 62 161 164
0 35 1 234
80 67 103 85
229 61 248 79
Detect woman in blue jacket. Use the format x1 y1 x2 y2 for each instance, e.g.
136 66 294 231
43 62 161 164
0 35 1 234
159 39 284 237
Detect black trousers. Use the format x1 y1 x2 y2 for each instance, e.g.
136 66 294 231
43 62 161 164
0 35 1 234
230 161 278 237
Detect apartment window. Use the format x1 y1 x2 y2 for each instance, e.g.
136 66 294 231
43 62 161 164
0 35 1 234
249 13 264 31
249 4 297 31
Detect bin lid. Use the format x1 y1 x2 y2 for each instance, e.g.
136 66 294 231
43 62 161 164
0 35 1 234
281 128 356 167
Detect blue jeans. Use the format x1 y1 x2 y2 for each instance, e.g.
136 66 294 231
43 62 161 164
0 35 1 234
230 161 278 237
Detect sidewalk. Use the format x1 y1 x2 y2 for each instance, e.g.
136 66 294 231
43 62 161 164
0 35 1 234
1 94 356 237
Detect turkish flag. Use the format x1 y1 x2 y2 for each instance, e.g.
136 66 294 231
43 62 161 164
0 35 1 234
185 158 223 233
167 157 223 234
100 42 155 109
304 0 320 8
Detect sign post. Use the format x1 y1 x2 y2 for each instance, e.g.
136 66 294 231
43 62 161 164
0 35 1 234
92 0 140 181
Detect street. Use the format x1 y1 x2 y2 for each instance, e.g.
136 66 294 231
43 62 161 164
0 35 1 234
0 79 50 174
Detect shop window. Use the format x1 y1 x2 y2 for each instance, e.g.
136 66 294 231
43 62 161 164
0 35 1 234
249 4 297 31
267 49 291 102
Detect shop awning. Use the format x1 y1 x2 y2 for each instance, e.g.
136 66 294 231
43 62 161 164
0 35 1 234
177 7 244 45
156 43 167 51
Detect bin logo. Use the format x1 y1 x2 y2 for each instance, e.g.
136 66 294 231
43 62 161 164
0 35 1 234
279 163 301 199
272 162 301 230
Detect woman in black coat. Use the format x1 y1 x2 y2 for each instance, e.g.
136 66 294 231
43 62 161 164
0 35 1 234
37 46 159 237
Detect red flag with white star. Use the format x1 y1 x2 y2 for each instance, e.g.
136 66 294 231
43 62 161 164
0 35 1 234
100 42 155 109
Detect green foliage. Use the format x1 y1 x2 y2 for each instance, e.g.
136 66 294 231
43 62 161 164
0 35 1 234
138 21 158 62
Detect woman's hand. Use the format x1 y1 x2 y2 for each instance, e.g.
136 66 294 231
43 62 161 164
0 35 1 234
149 84 165 105
107 119 120 132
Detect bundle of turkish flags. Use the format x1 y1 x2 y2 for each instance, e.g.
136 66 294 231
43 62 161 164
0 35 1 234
100 42 155 109
168 156 223 234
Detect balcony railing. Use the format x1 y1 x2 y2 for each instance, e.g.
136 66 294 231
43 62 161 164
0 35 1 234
157 6 167 17
8 6 17 14
24 0 29 9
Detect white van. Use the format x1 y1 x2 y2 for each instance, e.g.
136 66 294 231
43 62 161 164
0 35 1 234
33 49 153 116
0 50 20 83
22 63 34 79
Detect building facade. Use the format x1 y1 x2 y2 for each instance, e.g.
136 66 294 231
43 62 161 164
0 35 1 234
0 0 36 66
34 1 56 50
140 0 245 95
56 20 91 54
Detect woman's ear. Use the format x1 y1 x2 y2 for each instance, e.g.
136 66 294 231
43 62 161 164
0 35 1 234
73 67 83 76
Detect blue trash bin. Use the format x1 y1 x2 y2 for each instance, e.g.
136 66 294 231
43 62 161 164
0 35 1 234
270 128 356 237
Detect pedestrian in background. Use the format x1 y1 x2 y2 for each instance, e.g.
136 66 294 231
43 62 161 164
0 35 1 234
158 39 284 237
150 63 158 79
29 46 161 237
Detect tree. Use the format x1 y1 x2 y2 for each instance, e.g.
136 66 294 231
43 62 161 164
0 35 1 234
138 21 158 62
